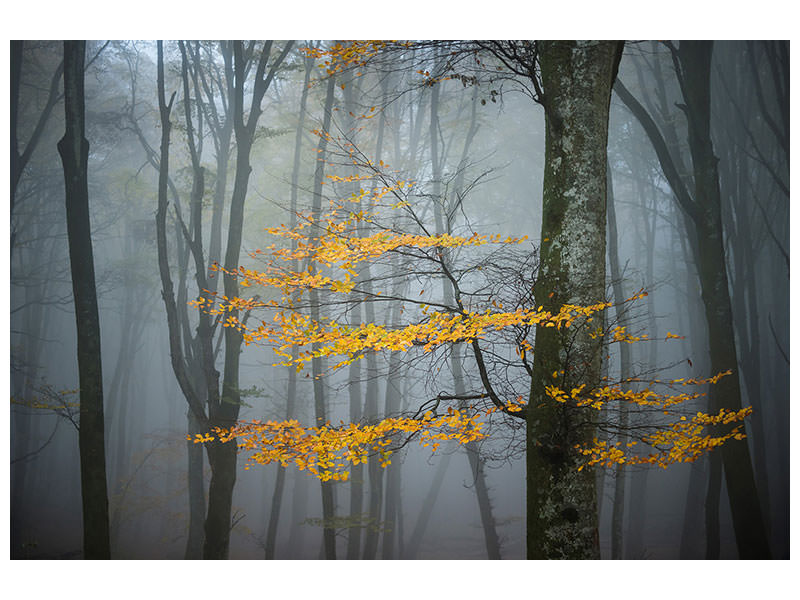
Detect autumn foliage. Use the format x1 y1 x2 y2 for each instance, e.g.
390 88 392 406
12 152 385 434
187 145 752 480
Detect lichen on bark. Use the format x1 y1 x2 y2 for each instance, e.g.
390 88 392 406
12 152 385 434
527 40 623 560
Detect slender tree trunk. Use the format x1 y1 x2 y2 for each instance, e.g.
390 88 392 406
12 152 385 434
266 47 314 560
11 217 56 555
403 449 452 558
438 90 501 559
527 40 623 560
288 467 310 558
676 210 710 560
705 452 723 559
615 42 771 558
380 351 403 559
11 40 64 240
715 65 772 537
606 160 631 560
679 41 770 559
185 409 206 558
206 41 233 295
155 41 219 562
58 40 111 560
200 40 293 560
464 438 501 559
346 301 364 559
310 71 338 560
679 457 707 558
263 465 285 560
361 76 391 561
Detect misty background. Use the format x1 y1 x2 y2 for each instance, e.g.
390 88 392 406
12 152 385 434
9 39 789 560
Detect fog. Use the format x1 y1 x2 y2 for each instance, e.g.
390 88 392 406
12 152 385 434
10 40 789 561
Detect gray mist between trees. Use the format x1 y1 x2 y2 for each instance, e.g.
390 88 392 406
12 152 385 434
10 40 789 560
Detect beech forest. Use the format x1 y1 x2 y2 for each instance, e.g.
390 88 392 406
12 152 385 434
9 37 789 569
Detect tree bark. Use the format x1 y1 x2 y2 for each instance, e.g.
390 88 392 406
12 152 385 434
527 40 623 560
58 40 111 560
199 40 293 560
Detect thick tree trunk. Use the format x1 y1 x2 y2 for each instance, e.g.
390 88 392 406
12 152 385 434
527 40 622 560
58 40 111 560
203 440 238 559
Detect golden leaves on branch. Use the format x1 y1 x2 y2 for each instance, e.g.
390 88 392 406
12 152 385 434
227 299 612 372
188 365 749 481
578 405 752 470
190 160 753 478
189 407 485 482
301 41 411 78
568 369 752 470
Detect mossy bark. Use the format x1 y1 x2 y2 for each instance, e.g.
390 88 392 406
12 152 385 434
527 41 623 559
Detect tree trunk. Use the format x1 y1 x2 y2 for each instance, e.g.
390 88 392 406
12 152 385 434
58 40 111 560
200 40 293 560
346 304 364 559
266 46 314 560
527 40 623 560
606 160 630 560
614 41 771 558
264 465 285 560
680 457 707 558
11 216 57 555
465 439 501 559
403 449 452 558
203 440 238 559
205 41 234 296
361 76 390 561
380 351 404 559
185 409 206 558
310 70 338 560
678 41 770 559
